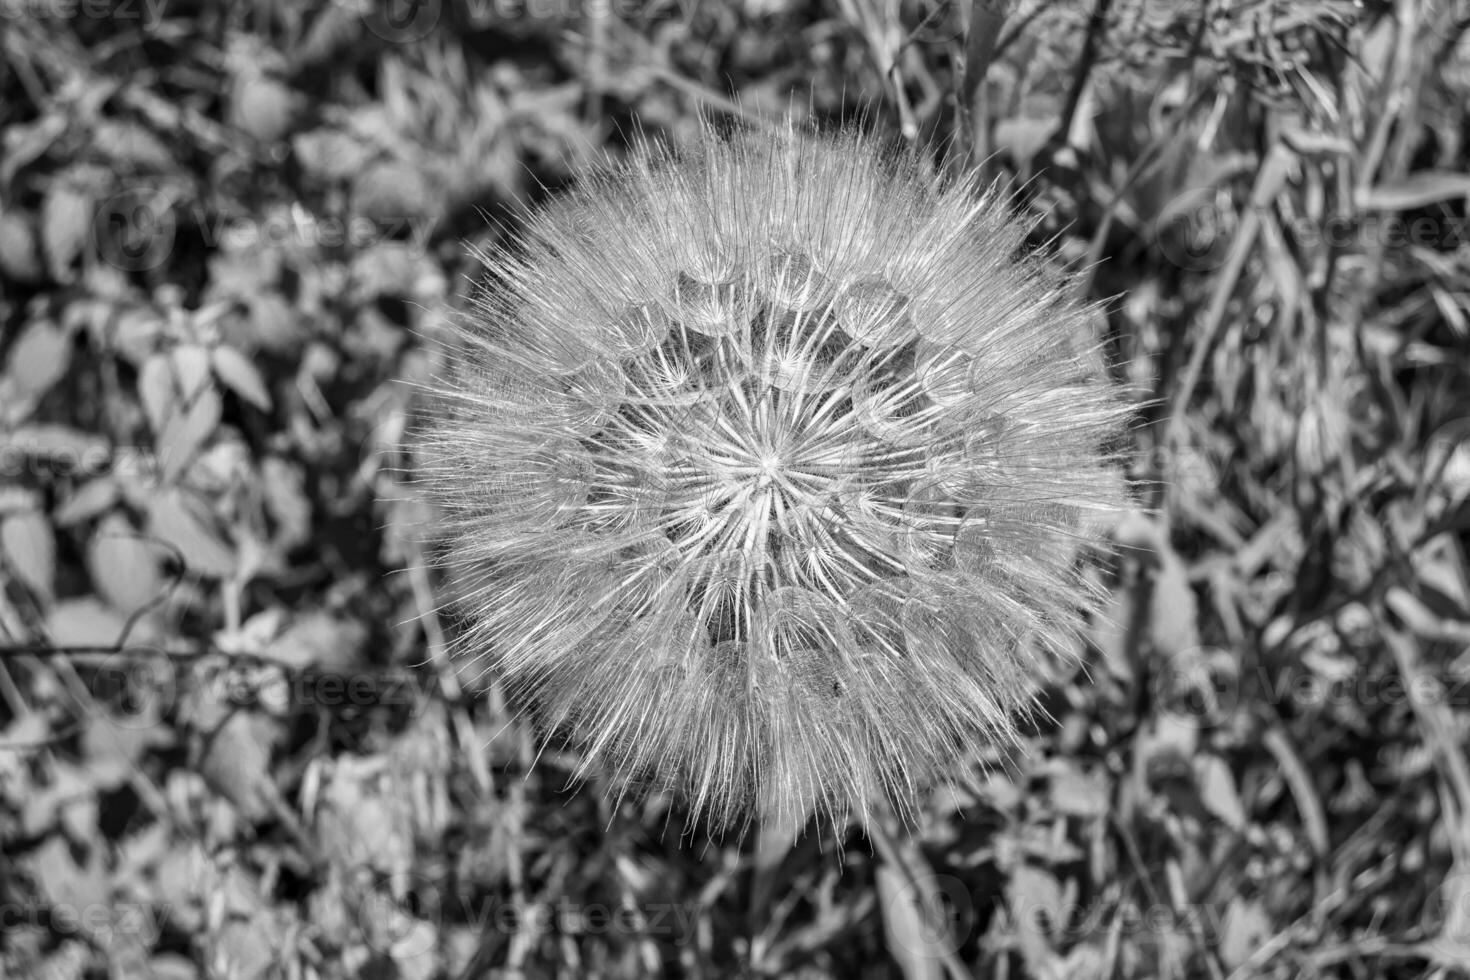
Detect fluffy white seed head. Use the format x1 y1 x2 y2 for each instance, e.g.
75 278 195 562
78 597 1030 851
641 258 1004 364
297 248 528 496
418 123 1131 832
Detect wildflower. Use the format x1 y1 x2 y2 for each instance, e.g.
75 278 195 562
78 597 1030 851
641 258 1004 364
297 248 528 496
418 124 1130 831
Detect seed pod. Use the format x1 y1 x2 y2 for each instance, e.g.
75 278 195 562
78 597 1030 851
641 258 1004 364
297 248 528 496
418 123 1131 832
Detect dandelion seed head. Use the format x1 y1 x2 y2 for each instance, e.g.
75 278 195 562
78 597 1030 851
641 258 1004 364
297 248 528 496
420 123 1131 832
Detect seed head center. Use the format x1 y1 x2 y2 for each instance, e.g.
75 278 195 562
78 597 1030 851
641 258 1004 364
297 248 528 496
753 451 783 489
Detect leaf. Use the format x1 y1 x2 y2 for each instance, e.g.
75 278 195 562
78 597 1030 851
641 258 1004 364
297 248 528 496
1193 753 1246 830
45 597 128 647
1008 864 1064 976
0 485 42 515
88 512 165 614
875 865 947 980
107 306 169 366
1088 588 1135 685
1416 533 1470 611
352 160 441 226
293 3 365 69
1152 542 1200 656
158 384 222 484
1047 759 1110 819
0 209 44 283
53 477 121 527
210 344 272 410
292 127 375 181
1279 126 1354 157
1115 511 1202 660
82 710 175 788
20 759 89 836
993 116 1052 170
261 455 311 549
146 954 201 980
1060 941 1109 980
4 317 73 400
196 710 277 822
1 113 67 186
137 352 174 435
91 118 175 170
1218 898 1271 970
171 343 213 402
1 507 56 604
1114 509 1161 555
41 181 92 281
229 73 301 144
212 918 280 980
321 795 410 873
146 486 236 578
259 610 369 672
1360 171 1470 211
350 241 437 302
26 835 108 913
137 345 224 484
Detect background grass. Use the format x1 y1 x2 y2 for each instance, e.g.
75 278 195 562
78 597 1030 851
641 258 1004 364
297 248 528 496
2 1 1470 978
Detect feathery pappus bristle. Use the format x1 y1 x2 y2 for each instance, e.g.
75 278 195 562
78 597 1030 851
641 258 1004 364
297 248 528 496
416 121 1132 833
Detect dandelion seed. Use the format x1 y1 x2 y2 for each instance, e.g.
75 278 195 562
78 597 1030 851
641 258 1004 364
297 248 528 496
418 122 1131 833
